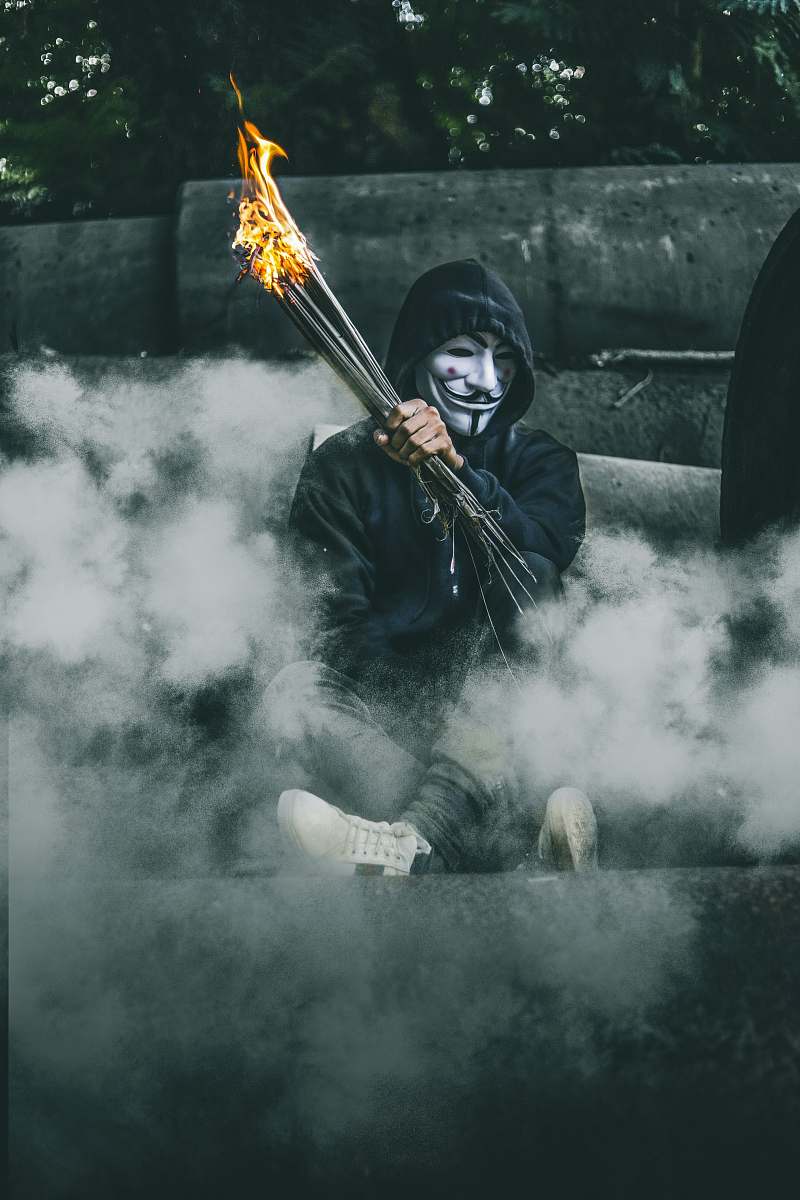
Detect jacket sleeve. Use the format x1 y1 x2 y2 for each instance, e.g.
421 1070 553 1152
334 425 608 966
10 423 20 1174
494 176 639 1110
289 449 409 679
455 437 585 571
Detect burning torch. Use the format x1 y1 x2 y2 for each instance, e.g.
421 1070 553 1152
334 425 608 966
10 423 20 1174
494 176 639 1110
229 77 539 618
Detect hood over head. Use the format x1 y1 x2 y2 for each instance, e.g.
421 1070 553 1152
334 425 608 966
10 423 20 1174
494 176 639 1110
384 258 535 438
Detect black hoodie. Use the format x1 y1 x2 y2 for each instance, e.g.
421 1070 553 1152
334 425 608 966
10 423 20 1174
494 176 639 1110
290 259 585 706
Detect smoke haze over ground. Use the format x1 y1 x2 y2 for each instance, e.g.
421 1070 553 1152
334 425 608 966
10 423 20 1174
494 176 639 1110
4 355 799 1197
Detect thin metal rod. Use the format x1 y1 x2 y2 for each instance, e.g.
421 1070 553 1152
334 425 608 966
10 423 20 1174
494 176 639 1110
464 536 522 692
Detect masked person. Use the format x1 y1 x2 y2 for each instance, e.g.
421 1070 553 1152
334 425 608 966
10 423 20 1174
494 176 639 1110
266 259 597 876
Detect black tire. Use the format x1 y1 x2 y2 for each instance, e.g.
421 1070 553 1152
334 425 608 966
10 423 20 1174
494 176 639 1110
720 204 800 545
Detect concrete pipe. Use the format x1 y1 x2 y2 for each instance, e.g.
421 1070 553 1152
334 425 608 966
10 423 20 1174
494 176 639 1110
0 216 174 356
177 164 800 361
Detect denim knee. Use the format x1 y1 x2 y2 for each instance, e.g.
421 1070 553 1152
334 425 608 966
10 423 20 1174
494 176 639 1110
260 659 326 748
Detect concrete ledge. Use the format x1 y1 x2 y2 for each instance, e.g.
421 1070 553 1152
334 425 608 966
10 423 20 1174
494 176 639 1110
3 165 797 364
177 163 800 359
579 452 719 542
0 216 174 356
535 365 727 467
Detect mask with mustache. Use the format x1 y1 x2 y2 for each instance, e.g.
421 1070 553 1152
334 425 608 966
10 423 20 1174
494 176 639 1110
414 330 518 436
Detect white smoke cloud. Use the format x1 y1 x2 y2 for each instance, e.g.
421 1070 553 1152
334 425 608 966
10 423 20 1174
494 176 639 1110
2 354 799 873
142 498 277 684
1 455 134 666
507 528 800 856
2 354 361 872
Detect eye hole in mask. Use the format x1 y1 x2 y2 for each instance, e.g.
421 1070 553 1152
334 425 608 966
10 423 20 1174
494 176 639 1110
414 332 519 436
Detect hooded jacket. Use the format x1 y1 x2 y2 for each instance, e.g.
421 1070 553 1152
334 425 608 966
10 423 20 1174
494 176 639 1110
290 259 585 703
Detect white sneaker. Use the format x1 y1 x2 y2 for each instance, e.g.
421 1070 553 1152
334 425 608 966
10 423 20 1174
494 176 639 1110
277 789 431 877
538 787 598 871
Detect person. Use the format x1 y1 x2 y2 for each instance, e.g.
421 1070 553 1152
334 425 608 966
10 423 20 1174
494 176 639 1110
265 259 597 876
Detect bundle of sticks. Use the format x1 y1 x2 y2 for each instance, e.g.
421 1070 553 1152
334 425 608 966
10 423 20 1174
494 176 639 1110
230 87 538 617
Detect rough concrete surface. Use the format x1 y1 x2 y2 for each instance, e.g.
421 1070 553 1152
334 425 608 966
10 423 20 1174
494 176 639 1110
0 216 174 356
535 365 728 468
177 163 800 359
2 165 797 360
10 866 800 1198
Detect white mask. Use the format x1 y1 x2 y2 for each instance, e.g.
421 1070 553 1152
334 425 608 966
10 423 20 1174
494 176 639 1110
414 330 518 436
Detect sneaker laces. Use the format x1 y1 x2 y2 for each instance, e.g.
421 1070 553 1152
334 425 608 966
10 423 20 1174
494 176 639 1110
344 814 429 863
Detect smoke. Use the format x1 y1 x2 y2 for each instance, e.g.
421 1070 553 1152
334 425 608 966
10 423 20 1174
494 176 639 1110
501 525 800 861
4 354 798 1195
3 349 798 869
2 353 363 873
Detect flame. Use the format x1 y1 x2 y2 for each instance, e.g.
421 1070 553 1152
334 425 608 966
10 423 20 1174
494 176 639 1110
230 71 244 114
230 76 314 296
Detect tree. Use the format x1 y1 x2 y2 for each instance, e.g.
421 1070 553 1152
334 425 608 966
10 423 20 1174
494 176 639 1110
411 0 800 169
2 0 799 224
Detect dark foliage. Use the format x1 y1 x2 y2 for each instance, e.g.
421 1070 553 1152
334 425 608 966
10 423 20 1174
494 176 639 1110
1 0 799 223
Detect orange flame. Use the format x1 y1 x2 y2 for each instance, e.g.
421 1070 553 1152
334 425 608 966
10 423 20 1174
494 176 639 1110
230 75 314 296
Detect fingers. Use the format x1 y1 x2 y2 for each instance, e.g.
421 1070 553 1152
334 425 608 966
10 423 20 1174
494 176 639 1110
406 433 451 468
384 398 428 431
389 409 435 454
373 427 447 467
374 400 455 470
374 404 444 452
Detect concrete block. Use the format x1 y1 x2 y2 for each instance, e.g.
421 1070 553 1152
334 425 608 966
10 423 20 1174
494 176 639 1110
176 170 556 358
551 163 800 356
0 216 174 356
579 452 720 543
177 164 800 362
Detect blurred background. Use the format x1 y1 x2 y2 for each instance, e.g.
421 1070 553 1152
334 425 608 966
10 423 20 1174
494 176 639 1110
3 0 800 224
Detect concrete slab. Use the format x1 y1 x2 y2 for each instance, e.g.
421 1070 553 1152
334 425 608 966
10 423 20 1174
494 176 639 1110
177 164 800 361
579 453 719 543
0 216 174 356
551 163 800 356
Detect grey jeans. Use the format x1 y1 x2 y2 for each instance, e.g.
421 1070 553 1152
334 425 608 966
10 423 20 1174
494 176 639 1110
263 659 526 872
